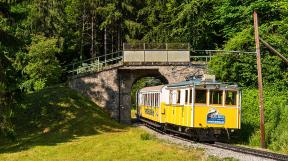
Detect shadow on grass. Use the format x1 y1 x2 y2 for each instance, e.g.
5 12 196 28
0 86 127 154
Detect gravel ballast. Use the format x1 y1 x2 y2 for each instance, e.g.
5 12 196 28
139 125 275 161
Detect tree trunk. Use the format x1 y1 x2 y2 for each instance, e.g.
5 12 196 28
80 12 85 61
112 31 114 53
104 27 107 64
118 25 121 50
91 16 94 58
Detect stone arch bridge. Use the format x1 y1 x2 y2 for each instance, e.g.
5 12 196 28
69 65 205 124
67 43 250 124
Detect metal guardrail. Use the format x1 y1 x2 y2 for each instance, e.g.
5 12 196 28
190 50 256 64
66 51 123 76
66 49 256 77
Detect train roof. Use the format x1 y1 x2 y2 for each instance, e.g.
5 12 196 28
139 75 239 92
167 79 239 89
139 85 165 92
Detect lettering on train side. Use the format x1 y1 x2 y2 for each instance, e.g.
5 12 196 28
207 108 225 124
145 108 154 116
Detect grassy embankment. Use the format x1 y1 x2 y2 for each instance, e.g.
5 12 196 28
0 86 229 161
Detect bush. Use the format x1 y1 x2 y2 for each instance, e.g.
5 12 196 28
33 79 46 91
240 86 288 153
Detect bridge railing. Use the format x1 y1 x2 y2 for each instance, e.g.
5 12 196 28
190 50 256 64
65 51 123 77
123 43 190 51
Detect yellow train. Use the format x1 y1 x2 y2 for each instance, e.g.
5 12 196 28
136 75 241 141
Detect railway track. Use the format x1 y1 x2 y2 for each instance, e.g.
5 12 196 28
210 142 288 161
139 123 288 161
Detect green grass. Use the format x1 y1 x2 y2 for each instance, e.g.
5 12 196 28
0 128 208 161
131 108 137 119
0 85 221 161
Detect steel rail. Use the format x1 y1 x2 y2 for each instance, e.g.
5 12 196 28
211 142 288 161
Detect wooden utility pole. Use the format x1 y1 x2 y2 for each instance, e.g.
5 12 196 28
253 11 266 149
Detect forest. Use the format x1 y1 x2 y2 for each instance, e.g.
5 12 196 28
1 0 288 153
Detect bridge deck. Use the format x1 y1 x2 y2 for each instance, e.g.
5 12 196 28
66 49 255 77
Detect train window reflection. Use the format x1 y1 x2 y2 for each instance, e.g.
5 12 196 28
169 90 172 104
176 90 181 104
185 90 189 104
189 89 192 103
210 90 223 105
225 91 237 105
195 89 206 104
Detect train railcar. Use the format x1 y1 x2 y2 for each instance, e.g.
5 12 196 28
137 75 241 141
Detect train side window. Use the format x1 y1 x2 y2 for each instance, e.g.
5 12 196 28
155 93 159 107
225 91 237 105
152 93 154 106
146 94 149 106
151 93 154 107
146 94 148 106
144 94 146 106
210 90 223 105
149 93 152 106
145 94 147 106
157 93 160 107
156 93 158 107
158 93 160 107
151 93 153 106
153 93 155 107
169 90 173 104
185 90 189 104
176 90 181 104
155 93 157 107
195 89 206 104
189 89 192 103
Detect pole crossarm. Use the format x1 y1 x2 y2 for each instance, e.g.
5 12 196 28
259 38 288 64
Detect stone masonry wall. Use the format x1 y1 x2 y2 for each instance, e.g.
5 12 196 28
69 65 206 123
68 68 120 120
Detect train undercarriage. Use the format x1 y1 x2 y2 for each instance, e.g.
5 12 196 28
138 116 235 142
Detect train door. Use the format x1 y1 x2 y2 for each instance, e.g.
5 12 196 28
192 88 208 128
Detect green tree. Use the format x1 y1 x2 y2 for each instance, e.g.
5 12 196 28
20 35 62 92
0 44 16 139
209 0 288 87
